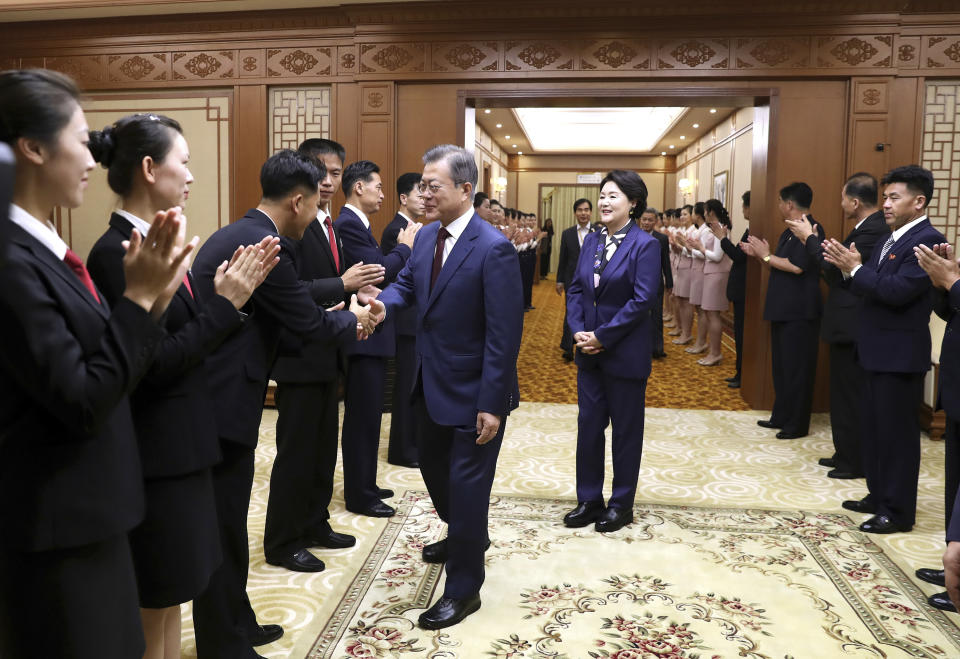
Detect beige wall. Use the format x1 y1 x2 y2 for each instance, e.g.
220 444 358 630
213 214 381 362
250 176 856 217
473 123 508 204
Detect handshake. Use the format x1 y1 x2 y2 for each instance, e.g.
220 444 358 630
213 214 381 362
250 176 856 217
329 285 386 340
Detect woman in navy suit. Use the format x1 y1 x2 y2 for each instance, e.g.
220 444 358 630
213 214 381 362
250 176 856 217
0 69 195 659
563 170 661 533
85 114 278 659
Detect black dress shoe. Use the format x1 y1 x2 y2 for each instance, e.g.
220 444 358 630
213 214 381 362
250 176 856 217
266 549 325 573
377 487 394 498
422 537 491 564
418 594 481 629
652 351 667 359
727 378 741 389
859 514 911 534
916 568 946 587
818 457 837 468
388 460 419 468
349 500 396 517
248 623 284 646
928 591 958 612
776 430 805 440
827 469 863 479
756 419 781 429
842 498 876 514
595 506 633 533
562 351 574 362
306 527 356 549
724 375 737 382
563 501 605 528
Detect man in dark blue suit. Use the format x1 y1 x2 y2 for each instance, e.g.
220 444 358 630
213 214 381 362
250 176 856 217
825 165 945 534
190 151 379 658
556 198 594 360
640 207 673 358
378 144 523 629
718 191 750 388
381 172 425 468
336 160 421 517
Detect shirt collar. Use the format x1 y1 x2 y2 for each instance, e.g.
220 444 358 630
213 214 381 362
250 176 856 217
253 207 280 233
9 203 68 259
443 207 474 239
344 203 369 229
114 208 153 240
316 207 330 225
891 215 927 242
398 210 413 224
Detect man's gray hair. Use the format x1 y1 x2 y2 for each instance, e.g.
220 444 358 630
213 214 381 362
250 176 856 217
644 207 659 215
423 144 477 200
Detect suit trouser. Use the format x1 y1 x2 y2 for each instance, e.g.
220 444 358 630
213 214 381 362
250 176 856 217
946 417 960 541
650 285 665 355
521 251 535 307
388 334 420 465
769 319 819 435
862 370 923 527
827 342 865 475
342 354 387 511
732 298 744 378
575 367 648 510
415 395 504 599
193 440 259 659
540 250 550 277
264 380 339 561
561 298 573 354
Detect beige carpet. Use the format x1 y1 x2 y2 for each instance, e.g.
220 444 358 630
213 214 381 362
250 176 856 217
176 405 957 657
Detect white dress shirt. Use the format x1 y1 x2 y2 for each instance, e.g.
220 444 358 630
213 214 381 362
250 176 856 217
344 203 370 230
9 203 68 259
440 207 474 266
850 214 926 277
115 208 152 240
577 224 590 247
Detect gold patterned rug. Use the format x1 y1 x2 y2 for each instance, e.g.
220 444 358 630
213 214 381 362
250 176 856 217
304 492 960 658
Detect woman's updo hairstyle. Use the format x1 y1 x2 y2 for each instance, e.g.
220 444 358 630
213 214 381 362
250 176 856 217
598 169 648 221
0 69 81 148
693 201 706 223
88 113 182 197
704 198 732 229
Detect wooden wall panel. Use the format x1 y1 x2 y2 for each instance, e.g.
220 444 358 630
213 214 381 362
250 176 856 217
358 82 395 239
234 84 267 216
330 82 359 215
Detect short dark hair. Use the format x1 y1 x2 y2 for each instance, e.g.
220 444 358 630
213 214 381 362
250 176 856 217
693 202 705 220
260 149 322 201
342 160 380 199
489 199 502 209
599 170 648 221
843 172 878 207
682 204 693 215
298 138 345 165
89 113 183 197
779 182 813 210
473 190 489 208
0 69 81 148
741 190 750 207
881 165 934 208
397 171 421 201
573 197 592 212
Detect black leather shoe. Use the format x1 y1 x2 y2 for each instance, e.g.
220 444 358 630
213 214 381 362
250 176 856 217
776 430 805 439
306 527 356 549
827 469 863 479
727 378 741 389
377 487 394 499
725 375 738 382
349 500 396 517
916 568 946 587
248 623 283 646
563 501 605 528
818 457 837 468
595 506 633 533
842 498 876 514
422 537 491 564
266 549 325 573
562 351 574 362
652 351 667 359
388 460 419 468
859 515 911 534
757 419 781 429
928 591 958 612
418 594 481 629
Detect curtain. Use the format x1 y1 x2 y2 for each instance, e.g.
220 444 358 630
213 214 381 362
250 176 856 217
541 184 600 273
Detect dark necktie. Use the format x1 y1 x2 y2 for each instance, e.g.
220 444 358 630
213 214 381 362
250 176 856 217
324 216 340 273
63 249 101 304
430 226 450 291
878 234 895 264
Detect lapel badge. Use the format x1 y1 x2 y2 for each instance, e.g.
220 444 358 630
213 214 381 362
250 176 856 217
888 253 896 260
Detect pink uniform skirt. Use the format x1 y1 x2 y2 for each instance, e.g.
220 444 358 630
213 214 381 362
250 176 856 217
674 257 693 297
701 270 730 311
689 258 705 306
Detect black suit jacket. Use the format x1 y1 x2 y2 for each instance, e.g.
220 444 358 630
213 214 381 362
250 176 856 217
651 230 673 291
0 222 162 551
381 213 417 336
806 210 889 344
721 228 749 303
557 225 589 288
935 281 960 420
763 217 825 322
88 213 241 478
271 215 349 384
191 209 357 446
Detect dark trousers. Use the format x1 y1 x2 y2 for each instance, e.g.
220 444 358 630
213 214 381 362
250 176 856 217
575 368 648 510
388 334 420 465
264 380 339 561
769 319 819 435
521 251 535 308
862 370 924 527
732 299 745 378
193 440 259 658
561 296 573 354
540 250 550 277
828 342 865 475
342 354 386 511
415 395 504 599
650 285 665 355
946 417 960 541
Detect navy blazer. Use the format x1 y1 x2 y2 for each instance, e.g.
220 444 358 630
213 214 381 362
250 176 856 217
191 209 357 447
566 223 661 381
378 213 523 426
88 213 241 478
557 225 589 288
763 218 825 322
381 213 417 337
850 217 944 373
651 230 673 291
0 222 162 551
335 206 411 357
934 282 960 420
720 228 749 303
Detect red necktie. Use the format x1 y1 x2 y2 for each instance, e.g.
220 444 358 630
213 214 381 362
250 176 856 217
324 217 340 273
182 274 194 299
63 249 101 304
430 226 450 291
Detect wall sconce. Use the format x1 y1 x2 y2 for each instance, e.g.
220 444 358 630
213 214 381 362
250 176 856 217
494 176 507 193
678 178 693 195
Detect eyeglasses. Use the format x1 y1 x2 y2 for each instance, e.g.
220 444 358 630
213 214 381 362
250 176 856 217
416 181 445 194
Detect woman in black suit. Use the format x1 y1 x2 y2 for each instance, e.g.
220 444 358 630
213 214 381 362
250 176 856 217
86 114 278 659
0 69 195 659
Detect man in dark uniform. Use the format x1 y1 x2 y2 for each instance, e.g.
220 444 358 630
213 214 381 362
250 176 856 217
718 191 750 388
556 198 593 361
639 206 672 358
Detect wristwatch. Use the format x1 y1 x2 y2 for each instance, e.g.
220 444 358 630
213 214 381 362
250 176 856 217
762 255 771 263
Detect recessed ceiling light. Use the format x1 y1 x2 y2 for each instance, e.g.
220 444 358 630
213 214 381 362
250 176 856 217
661 151 666 155
680 135 686 140
512 144 517 148
513 107 685 153
484 109 491 114
495 123 502 128
669 145 675 149
517 151 523 155
692 123 700 128
709 108 717 113
505 135 511 139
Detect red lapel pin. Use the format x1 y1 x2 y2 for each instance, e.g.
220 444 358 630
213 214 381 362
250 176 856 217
889 253 896 260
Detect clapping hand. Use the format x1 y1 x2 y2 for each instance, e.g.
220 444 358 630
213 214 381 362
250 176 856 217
398 222 422 249
741 235 770 260
915 242 960 290
708 222 728 240
785 214 815 242
341 261 385 292
214 237 282 310
574 331 604 355
822 238 861 275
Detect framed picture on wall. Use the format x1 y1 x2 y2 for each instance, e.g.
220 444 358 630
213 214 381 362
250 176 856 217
713 170 728 207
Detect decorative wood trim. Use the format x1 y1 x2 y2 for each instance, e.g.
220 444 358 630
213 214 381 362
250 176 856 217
675 123 754 171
